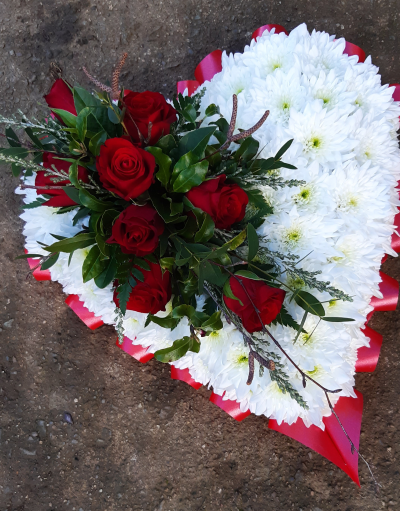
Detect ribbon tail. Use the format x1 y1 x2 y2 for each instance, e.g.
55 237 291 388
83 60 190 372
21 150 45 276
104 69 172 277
269 391 363 485
194 49 223 85
368 272 399 319
209 392 251 421
343 41 366 63
177 80 200 97
251 24 288 40
65 294 104 330
116 336 154 363
356 326 383 372
25 250 51 281
170 366 202 389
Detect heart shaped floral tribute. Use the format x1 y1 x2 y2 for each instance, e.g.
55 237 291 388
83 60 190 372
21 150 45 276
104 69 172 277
3 23 400 483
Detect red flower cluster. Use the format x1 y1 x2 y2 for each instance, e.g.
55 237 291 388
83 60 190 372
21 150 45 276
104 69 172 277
224 276 286 333
107 204 164 257
123 90 176 145
96 138 156 201
114 262 171 315
35 153 89 207
186 174 248 229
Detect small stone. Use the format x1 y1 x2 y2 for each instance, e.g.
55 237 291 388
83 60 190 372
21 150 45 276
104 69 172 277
9 50 14 56
20 448 36 456
31 432 38 437
36 419 46 438
3 319 14 329
63 412 74 424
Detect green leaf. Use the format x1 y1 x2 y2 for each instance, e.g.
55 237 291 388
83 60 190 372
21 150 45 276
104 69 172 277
321 317 355 322
73 207 90 226
15 253 44 260
117 280 133 315
0 146 29 158
94 257 118 288
148 186 185 224
145 146 172 187
294 291 325 317
133 258 150 271
82 245 107 283
40 252 59 270
76 107 89 141
21 198 47 209
181 104 197 124
194 213 215 243
170 202 184 216
154 336 200 363
5 127 21 147
172 160 208 193
68 160 80 188
11 163 23 177
177 125 217 159
234 137 259 162
160 257 174 272
201 310 223 332
171 151 198 185
234 270 263 281
51 108 77 128
222 279 243 306
79 188 113 212
132 267 144 282
197 260 229 288
44 232 95 253
204 104 220 117
156 134 176 153
146 313 179 329
95 233 110 257
274 139 293 160
63 186 81 204
107 106 121 124
89 131 107 157
247 223 259 261
272 305 306 333
293 311 308 343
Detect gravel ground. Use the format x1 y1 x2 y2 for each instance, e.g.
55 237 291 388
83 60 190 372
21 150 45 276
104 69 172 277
0 0 400 509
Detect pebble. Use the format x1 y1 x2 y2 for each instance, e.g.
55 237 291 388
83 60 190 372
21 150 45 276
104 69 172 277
3 319 14 329
20 448 36 456
63 412 74 424
36 419 46 438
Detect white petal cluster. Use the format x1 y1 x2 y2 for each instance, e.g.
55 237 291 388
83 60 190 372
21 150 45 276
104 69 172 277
16 24 400 428
193 24 400 427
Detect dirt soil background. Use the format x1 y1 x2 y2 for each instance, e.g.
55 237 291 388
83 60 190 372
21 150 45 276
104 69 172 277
1 0 400 509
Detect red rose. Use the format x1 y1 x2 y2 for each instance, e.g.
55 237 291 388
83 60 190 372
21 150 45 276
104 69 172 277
224 276 286 333
96 138 155 200
186 175 248 229
35 153 89 207
107 203 164 256
123 90 176 145
114 262 171 314
44 79 77 120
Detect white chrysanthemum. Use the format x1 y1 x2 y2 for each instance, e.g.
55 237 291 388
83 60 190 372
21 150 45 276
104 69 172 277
287 101 356 164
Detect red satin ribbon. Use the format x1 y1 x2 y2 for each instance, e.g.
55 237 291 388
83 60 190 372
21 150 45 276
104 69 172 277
116 336 154 363
65 294 104 330
177 80 200 96
369 271 399 314
390 211 400 253
251 24 288 40
343 41 366 63
25 250 51 281
170 366 202 389
209 392 251 421
269 390 363 485
194 50 223 85
390 83 400 102
356 326 383 373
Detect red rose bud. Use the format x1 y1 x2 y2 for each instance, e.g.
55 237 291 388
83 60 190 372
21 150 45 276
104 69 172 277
224 276 286 333
123 90 177 145
96 138 156 200
186 174 248 229
107 203 164 257
36 153 89 207
113 262 171 315
44 79 77 119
